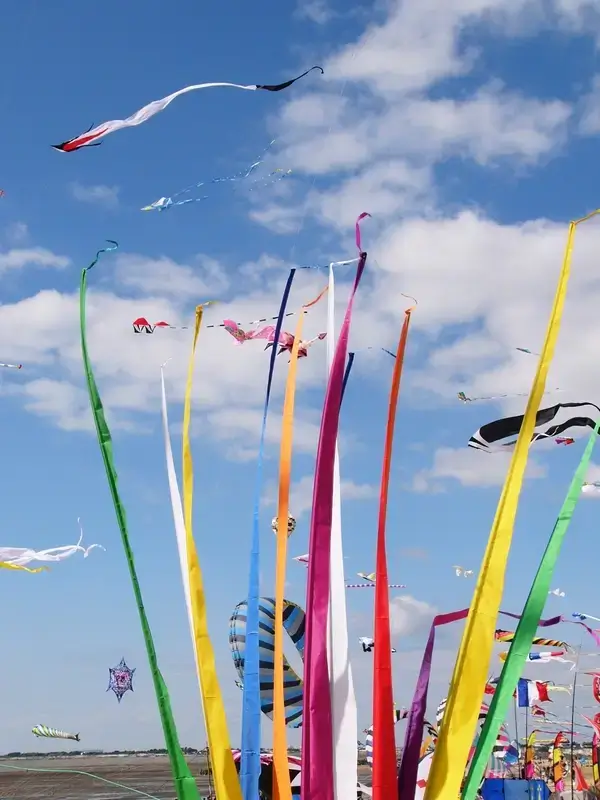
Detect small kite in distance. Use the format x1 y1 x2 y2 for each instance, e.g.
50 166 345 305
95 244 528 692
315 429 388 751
457 388 562 403
454 565 473 577
52 67 323 152
292 553 309 566
271 514 296 536
132 317 186 334
582 482 600 495
347 571 406 588
107 658 135 703
141 166 292 212
359 637 396 654
0 362 22 369
498 650 574 667
549 588 566 597
358 571 376 582
573 611 600 623
32 725 80 742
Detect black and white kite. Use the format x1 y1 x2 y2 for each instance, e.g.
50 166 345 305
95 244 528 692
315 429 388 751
359 636 396 654
468 401 600 453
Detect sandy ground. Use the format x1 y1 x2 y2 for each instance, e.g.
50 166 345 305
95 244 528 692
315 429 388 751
0 755 372 799
0 755 214 799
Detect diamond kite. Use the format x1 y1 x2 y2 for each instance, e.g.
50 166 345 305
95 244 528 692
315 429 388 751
107 657 135 703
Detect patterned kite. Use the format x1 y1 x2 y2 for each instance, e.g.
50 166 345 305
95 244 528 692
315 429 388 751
468 401 600 452
265 330 327 359
364 706 408 767
52 67 323 152
229 597 304 727
107 657 135 703
271 514 296 536
223 320 277 345
32 725 80 742
495 629 572 650
132 318 186 334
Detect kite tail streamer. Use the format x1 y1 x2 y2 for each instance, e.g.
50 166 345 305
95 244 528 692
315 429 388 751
593 733 599 786
160 365 201 681
340 352 355 406
182 305 241 800
327 265 358 800
373 305 414 800
398 609 468 797
79 243 200 800
273 285 328 800
463 418 600 800
241 270 296 800
424 212 600 800
0 562 47 573
302 213 369 800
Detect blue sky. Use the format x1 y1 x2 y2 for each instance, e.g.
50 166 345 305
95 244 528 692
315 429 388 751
2 0 600 757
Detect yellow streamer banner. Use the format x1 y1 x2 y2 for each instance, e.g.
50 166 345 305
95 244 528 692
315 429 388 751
424 211 600 798
183 303 241 800
0 562 47 573
273 286 328 800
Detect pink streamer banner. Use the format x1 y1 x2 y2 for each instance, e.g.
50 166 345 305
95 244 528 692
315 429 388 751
301 213 370 800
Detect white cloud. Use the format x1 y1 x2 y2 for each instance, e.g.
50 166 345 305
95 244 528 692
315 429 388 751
0 247 69 273
579 74 600 134
114 253 230 299
263 474 377 518
295 0 334 24
257 0 600 237
12 379 92 432
412 446 547 492
4 222 29 245
69 182 120 208
6 3 600 481
390 595 437 637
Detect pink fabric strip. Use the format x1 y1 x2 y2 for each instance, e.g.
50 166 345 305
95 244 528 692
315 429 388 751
355 212 370 252
301 214 369 800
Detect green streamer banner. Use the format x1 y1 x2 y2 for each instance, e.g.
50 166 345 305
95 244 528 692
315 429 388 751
463 421 600 799
80 243 200 800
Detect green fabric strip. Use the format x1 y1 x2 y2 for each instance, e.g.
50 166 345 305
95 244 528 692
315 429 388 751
80 244 199 800
463 422 600 799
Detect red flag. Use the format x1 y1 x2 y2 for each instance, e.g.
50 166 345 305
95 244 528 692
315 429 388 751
535 681 551 703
